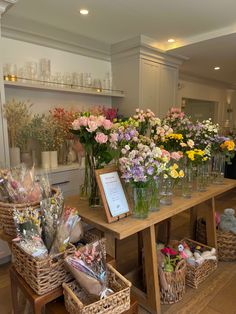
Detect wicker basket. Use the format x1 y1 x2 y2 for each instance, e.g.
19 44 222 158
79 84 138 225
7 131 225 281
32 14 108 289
183 238 217 289
0 188 58 238
0 200 39 237
159 259 186 304
63 264 131 314
12 230 100 295
196 219 236 262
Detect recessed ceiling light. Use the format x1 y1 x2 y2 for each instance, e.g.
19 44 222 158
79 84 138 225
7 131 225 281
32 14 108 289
80 9 89 15
168 39 175 43
214 66 220 70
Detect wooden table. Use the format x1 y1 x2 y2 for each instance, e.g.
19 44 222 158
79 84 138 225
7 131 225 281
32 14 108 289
66 178 236 314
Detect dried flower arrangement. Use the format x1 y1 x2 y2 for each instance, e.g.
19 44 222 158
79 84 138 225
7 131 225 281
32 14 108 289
3 99 33 147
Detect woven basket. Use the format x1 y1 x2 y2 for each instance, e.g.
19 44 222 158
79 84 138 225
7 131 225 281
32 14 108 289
196 219 236 262
159 259 186 304
0 200 39 237
63 264 131 314
183 238 217 289
12 230 100 295
0 188 58 238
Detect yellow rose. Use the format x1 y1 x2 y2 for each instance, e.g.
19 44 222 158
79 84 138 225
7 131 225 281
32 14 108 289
179 170 184 178
170 169 179 179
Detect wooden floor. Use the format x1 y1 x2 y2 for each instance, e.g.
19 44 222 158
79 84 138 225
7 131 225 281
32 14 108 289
1 188 236 314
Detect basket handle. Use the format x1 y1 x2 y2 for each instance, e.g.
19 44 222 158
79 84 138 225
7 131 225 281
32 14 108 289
175 259 186 271
107 264 132 288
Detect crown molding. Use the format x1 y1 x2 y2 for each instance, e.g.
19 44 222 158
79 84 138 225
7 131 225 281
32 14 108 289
179 71 236 90
111 35 187 68
0 0 17 15
1 15 111 61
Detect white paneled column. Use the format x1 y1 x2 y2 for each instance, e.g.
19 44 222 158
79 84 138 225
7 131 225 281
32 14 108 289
0 0 17 167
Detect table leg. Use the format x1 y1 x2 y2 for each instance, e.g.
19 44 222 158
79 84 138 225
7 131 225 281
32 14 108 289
205 197 217 248
189 206 198 239
142 225 161 314
10 270 20 314
104 232 116 258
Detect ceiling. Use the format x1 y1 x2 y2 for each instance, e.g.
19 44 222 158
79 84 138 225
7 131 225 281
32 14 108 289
2 0 236 87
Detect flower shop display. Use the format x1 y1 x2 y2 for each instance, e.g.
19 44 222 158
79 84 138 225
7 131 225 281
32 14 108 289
178 239 217 289
63 239 131 314
3 99 33 166
158 245 186 304
71 113 115 207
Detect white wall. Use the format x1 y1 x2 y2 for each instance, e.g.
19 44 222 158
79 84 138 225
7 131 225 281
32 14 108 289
177 79 228 125
2 38 112 111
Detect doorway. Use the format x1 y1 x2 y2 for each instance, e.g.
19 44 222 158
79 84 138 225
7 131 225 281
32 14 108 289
182 98 217 122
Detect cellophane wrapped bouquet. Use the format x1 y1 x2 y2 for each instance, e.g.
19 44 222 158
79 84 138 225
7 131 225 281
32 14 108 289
13 189 81 259
65 239 113 299
0 164 43 203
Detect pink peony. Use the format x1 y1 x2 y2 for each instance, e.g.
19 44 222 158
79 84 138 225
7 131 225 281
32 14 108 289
95 132 108 144
86 120 98 133
103 119 113 130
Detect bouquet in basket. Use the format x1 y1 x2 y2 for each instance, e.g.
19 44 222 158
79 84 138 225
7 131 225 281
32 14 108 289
13 189 81 259
65 239 113 299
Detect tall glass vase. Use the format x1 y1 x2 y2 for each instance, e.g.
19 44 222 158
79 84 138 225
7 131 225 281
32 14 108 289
182 164 193 198
149 178 160 212
132 187 149 219
160 176 173 205
212 152 225 185
86 151 101 207
197 163 208 192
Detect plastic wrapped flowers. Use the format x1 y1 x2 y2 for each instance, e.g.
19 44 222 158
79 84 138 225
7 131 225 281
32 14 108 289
65 239 113 299
13 190 81 259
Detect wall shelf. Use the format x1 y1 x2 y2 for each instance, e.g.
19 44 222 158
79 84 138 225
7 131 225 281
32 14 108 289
4 80 125 98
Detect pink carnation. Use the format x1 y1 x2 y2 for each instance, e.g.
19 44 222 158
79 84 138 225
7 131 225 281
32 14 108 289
110 133 118 143
171 152 182 161
103 119 113 130
95 132 108 144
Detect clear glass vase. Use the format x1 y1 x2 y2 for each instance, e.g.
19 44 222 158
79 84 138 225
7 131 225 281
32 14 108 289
160 176 173 205
149 178 160 212
86 152 101 207
182 165 193 198
132 187 149 219
197 163 208 192
212 153 225 184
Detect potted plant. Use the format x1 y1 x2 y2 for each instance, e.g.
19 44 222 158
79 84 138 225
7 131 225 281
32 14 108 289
3 99 32 166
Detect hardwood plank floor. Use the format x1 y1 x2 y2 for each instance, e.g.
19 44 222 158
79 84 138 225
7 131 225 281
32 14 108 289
1 189 236 314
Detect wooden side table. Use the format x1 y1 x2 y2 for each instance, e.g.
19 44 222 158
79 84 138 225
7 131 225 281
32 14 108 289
10 266 63 314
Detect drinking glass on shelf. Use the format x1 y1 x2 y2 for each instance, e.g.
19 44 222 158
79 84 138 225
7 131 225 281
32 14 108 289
72 72 79 88
39 58 51 83
93 78 102 91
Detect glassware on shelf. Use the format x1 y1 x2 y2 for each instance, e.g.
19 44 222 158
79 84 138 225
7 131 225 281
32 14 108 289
93 78 102 92
182 165 193 198
160 175 173 205
132 186 149 219
212 152 225 185
39 58 51 84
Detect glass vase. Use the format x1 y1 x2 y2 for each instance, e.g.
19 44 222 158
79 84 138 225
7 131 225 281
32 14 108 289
149 178 160 212
212 153 225 185
182 165 193 198
132 187 149 219
86 152 101 207
197 163 208 192
160 176 173 205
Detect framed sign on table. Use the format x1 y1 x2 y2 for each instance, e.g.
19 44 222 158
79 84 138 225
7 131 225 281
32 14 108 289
95 165 132 223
